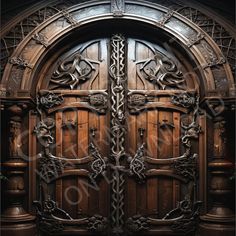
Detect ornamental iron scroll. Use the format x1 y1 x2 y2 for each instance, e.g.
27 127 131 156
164 199 202 234
128 143 146 182
50 53 100 90
109 34 126 233
172 153 198 182
136 52 185 90
33 198 108 234
33 198 71 234
89 142 107 182
126 199 202 235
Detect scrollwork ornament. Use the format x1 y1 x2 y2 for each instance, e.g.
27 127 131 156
89 142 107 182
137 53 185 90
128 143 146 181
50 53 99 89
170 200 202 234
172 154 198 181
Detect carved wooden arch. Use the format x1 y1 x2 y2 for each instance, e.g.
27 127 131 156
0 0 235 99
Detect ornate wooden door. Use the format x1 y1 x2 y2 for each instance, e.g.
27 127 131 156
33 34 201 235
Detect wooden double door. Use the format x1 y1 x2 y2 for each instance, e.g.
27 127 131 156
33 34 201 235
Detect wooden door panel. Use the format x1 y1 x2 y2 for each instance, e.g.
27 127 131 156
33 35 201 235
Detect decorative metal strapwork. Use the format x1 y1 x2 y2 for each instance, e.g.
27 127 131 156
109 34 126 234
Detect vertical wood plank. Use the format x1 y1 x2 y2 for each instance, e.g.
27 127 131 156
147 110 158 215
126 38 137 217
99 39 108 90
158 97 173 217
77 110 89 216
88 111 99 215
173 111 180 208
135 42 148 215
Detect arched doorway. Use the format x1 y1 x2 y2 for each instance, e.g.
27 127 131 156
1 1 235 236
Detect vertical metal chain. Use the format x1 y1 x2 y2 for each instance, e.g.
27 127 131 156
109 34 126 234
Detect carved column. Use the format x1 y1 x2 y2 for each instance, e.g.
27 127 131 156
1 104 36 236
199 102 235 236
